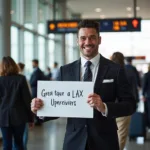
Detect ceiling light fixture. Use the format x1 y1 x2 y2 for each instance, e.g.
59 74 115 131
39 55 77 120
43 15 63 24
95 8 102 13
126 7 132 11
136 6 140 11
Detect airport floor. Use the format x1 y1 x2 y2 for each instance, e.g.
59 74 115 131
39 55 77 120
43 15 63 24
0 118 150 150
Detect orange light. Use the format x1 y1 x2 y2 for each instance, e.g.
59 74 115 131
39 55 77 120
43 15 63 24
132 19 139 28
49 23 55 30
57 22 78 28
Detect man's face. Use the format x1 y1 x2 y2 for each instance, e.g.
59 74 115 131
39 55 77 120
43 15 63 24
32 62 37 68
77 28 101 60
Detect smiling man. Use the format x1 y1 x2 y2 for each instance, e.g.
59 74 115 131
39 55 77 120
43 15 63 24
31 20 136 150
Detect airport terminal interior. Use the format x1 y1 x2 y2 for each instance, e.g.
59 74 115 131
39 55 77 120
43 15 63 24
0 0 150 150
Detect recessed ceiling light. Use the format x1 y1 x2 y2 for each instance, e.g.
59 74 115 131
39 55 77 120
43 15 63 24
95 8 102 13
100 15 105 19
126 7 132 11
136 6 140 11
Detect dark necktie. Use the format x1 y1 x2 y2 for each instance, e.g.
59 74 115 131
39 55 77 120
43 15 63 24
83 61 92 81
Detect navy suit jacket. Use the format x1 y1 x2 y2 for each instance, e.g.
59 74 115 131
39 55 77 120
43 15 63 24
30 68 45 98
45 55 136 150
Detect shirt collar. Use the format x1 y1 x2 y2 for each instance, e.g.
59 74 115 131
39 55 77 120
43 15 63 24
81 53 100 67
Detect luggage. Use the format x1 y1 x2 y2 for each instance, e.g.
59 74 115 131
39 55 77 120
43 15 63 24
129 112 146 141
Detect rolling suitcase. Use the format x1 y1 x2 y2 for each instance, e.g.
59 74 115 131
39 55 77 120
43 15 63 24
129 112 146 141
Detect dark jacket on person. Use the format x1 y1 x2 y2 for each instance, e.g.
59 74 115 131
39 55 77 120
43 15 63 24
125 65 140 102
0 74 33 127
30 67 45 98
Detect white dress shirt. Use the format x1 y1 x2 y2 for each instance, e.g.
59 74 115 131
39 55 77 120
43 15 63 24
81 53 108 116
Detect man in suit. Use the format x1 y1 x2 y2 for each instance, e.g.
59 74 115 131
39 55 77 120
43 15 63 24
30 59 45 125
31 20 136 150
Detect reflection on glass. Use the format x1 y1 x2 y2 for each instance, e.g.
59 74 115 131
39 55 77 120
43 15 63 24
24 32 34 78
11 26 19 62
38 37 45 70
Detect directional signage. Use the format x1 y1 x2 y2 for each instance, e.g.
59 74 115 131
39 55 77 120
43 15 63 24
47 18 141 34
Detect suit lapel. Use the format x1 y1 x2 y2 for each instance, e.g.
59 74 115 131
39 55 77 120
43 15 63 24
70 59 81 81
94 55 109 90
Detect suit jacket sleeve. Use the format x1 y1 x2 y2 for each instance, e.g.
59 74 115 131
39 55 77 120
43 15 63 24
106 67 136 118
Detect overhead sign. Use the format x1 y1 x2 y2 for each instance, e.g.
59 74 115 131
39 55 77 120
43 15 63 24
47 18 141 34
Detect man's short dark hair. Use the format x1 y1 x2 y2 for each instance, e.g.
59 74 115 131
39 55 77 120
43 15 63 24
126 57 132 63
32 59 39 64
54 62 58 66
77 20 100 36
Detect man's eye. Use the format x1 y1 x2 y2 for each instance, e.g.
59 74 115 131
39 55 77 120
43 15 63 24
80 37 86 40
90 36 96 40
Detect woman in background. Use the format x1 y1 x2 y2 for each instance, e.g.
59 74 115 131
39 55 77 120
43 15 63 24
111 52 137 150
0 56 33 150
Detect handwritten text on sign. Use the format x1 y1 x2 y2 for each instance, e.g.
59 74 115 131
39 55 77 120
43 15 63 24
37 81 93 118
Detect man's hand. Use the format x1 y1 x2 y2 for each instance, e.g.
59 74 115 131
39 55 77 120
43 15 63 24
87 93 105 113
31 98 44 114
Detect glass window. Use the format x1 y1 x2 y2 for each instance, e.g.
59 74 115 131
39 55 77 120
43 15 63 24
66 34 74 63
24 31 34 78
38 37 45 71
48 39 55 67
38 2 46 34
24 0 34 29
11 26 19 62
11 0 19 22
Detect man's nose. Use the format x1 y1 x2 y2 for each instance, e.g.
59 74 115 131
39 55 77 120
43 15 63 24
85 38 92 44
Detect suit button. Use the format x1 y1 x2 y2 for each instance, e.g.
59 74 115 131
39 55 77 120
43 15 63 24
85 125 87 128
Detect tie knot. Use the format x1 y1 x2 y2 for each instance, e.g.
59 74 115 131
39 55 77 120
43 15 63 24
85 61 92 67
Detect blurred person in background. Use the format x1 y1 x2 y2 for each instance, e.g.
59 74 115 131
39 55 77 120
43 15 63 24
30 59 45 125
51 62 59 80
126 57 141 103
0 56 34 150
111 52 138 150
142 64 150 129
13 62 33 150
46 66 52 80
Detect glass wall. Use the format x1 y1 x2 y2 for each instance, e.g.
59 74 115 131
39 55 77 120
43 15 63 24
38 2 46 34
24 0 34 29
38 37 45 71
10 0 58 78
24 31 34 77
11 26 19 62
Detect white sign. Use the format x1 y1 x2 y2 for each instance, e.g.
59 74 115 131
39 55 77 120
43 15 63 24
37 81 93 118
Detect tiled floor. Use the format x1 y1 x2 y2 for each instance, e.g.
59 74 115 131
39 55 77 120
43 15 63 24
0 118 150 150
